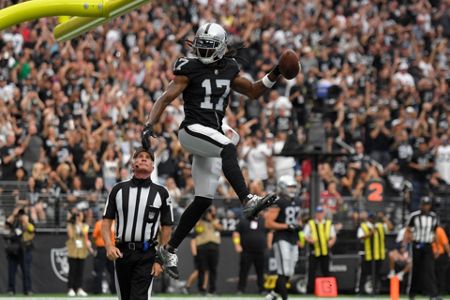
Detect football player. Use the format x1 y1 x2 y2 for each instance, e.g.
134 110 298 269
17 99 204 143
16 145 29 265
265 175 301 300
142 23 286 279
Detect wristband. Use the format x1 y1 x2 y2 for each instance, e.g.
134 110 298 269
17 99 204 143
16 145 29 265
262 74 276 88
232 236 241 245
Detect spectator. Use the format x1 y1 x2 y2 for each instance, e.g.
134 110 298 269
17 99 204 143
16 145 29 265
242 134 272 186
100 145 121 191
408 138 435 211
432 226 450 297
92 218 116 295
0 133 23 180
66 210 93 297
320 181 343 217
388 228 412 282
4 207 35 296
435 134 450 185
20 120 44 176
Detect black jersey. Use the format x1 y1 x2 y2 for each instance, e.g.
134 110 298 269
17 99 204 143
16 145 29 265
173 57 240 130
273 196 301 245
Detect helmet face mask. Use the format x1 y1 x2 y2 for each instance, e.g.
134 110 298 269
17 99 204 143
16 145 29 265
192 23 227 64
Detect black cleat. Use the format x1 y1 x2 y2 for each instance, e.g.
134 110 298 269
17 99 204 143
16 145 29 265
242 193 278 219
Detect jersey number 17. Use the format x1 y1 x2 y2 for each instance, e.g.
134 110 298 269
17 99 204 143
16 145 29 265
200 79 231 111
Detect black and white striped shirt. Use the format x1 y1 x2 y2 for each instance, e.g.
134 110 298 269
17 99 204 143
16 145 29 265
103 177 174 242
406 210 438 244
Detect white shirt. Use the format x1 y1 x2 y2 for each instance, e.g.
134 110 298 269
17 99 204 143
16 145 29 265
357 222 388 239
272 141 295 178
244 144 271 181
0 83 14 103
393 71 415 87
436 145 450 184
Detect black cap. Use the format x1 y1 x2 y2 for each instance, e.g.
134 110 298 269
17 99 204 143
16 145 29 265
132 147 154 161
420 196 432 205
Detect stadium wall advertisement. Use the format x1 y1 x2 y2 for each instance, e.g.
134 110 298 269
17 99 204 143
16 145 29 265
0 233 361 294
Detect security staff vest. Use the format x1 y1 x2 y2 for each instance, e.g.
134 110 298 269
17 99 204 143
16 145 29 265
309 219 332 257
361 222 385 261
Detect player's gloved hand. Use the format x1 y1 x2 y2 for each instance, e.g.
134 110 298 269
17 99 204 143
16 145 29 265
287 223 301 233
141 123 155 150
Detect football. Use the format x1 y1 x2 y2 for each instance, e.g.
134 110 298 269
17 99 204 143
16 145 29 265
279 49 300 79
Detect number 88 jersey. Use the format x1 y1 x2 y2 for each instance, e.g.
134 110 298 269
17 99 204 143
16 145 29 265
173 57 240 131
273 196 301 245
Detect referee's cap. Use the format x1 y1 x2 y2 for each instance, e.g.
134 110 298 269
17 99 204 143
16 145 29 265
420 196 432 205
132 147 154 161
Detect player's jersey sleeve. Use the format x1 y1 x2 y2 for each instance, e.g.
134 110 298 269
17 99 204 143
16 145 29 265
173 57 196 78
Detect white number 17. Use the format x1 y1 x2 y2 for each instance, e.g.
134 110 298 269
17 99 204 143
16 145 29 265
200 79 231 111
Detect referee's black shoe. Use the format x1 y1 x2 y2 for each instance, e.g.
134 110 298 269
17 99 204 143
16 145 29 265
158 246 179 279
243 193 278 220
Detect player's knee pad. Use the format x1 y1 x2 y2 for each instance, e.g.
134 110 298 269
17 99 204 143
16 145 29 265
220 143 237 160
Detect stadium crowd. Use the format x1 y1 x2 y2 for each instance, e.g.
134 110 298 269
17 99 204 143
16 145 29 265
0 0 449 297
0 0 449 224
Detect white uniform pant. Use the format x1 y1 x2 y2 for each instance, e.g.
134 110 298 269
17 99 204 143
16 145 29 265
273 240 299 277
178 123 239 199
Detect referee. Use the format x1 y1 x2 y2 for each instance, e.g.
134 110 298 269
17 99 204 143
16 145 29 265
102 147 174 300
405 196 439 300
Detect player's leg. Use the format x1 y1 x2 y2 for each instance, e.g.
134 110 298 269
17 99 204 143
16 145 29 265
272 240 292 300
162 155 220 279
179 124 277 219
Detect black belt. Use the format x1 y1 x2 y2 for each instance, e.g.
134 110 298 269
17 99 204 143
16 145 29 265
116 240 157 251
413 241 431 249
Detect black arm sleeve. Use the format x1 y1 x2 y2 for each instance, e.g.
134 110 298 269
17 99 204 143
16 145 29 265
159 187 174 226
103 184 121 219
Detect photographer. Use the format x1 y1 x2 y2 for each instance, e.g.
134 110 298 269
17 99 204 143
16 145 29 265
66 210 93 297
4 206 35 296
195 206 222 295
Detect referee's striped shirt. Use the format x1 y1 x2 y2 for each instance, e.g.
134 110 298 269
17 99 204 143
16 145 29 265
406 210 438 244
103 177 174 242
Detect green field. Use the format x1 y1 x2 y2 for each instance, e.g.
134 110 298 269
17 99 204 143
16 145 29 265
0 295 449 299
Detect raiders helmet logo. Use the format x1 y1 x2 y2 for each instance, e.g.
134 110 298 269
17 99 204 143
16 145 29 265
50 247 69 282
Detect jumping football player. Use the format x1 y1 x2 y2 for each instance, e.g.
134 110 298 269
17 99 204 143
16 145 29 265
142 23 289 279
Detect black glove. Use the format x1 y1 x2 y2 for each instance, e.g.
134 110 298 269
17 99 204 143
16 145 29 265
287 223 301 233
141 123 155 150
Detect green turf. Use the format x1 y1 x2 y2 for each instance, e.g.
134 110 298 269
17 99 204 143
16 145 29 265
0 294 449 299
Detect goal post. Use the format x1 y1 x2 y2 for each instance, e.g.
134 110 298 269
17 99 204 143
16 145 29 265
0 0 108 31
54 0 150 42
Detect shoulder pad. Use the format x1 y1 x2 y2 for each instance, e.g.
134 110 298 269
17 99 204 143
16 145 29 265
173 57 198 76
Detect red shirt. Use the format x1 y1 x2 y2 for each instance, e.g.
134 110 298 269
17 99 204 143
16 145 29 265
320 191 342 213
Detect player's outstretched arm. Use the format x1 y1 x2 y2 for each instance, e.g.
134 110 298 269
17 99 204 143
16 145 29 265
146 75 189 126
231 66 280 99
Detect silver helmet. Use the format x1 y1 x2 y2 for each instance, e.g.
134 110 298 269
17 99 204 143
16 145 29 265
192 23 227 64
277 175 298 199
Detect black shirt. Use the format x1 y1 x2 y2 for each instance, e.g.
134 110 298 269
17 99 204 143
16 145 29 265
273 196 301 245
410 150 434 181
103 177 174 243
0 145 17 180
236 217 267 253
173 57 240 131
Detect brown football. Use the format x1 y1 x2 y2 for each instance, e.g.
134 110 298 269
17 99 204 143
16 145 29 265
279 49 300 79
